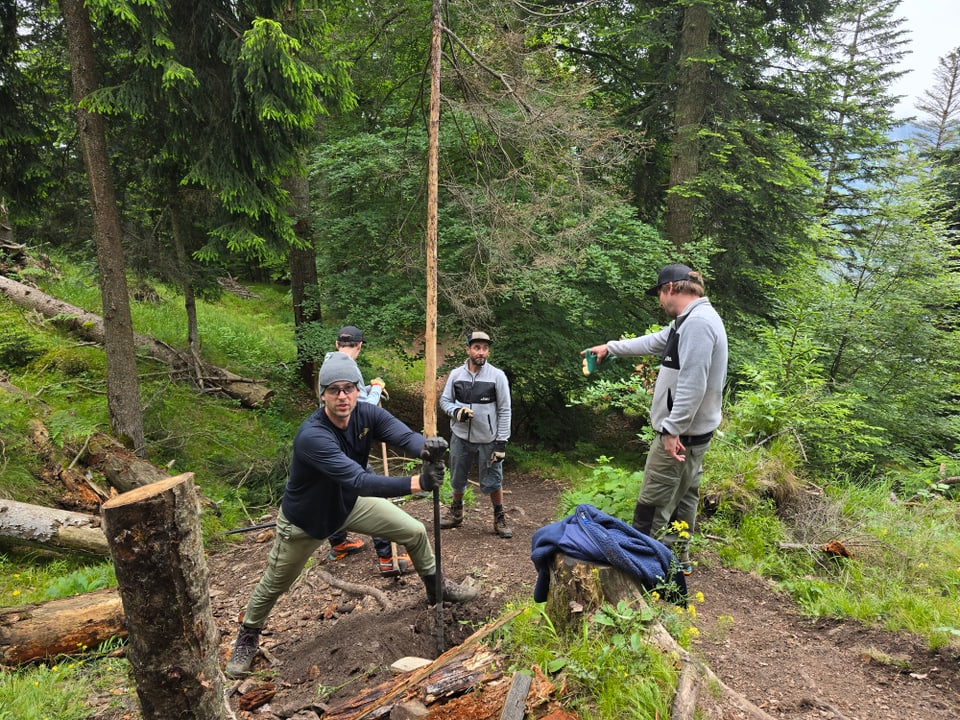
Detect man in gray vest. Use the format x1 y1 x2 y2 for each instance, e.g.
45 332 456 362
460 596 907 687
439 331 514 538
584 264 728 575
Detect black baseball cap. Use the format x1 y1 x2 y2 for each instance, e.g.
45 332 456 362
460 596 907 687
337 325 364 343
646 264 695 296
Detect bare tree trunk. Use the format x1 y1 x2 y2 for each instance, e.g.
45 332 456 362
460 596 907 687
102 474 229 720
285 172 321 395
169 203 199 352
61 0 145 455
664 2 711 250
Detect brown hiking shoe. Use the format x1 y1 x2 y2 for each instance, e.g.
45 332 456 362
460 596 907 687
378 552 414 578
493 509 513 538
439 500 463 529
225 625 261 678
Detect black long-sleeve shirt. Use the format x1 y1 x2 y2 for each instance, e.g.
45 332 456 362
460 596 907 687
281 403 425 539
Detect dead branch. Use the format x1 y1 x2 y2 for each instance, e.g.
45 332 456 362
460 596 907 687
778 540 853 558
308 567 390 610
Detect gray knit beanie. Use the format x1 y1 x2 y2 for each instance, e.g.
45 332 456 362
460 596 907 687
317 352 363 394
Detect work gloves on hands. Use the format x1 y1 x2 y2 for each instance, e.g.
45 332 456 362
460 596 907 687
368 377 389 402
419 436 448 491
489 440 506 464
452 407 474 423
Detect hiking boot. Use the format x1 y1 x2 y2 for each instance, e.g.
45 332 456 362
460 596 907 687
493 509 513 539
439 500 463 529
224 625 261 678
378 552 414 578
328 535 366 561
422 574 480 605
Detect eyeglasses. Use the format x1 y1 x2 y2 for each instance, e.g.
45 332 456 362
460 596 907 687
324 383 358 397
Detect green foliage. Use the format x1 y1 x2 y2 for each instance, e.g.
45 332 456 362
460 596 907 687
42 564 116 600
0 660 92 720
0 556 115 607
558 456 643 520
0 390 46 499
723 283 888 475
807 165 960 465
498 601 677 719
0 307 43 368
697 475 960 648
46 410 104 449
702 501 789 573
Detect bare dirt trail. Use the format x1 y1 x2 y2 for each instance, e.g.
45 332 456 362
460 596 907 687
86 470 960 719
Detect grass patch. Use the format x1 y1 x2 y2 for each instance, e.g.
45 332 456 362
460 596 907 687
39 262 296 377
497 599 683 719
0 659 93 720
0 554 116 607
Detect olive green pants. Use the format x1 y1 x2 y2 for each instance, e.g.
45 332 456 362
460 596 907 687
634 433 711 562
242 498 435 629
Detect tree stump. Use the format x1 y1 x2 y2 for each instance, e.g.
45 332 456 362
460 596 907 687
101 473 229 720
543 553 648 631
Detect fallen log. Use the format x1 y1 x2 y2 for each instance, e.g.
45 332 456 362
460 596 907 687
0 498 109 556
80 432 170 493
0 274 273 408
26 420 107 513
0 587 125 665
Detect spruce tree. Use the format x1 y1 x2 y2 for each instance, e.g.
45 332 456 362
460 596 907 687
914 48 960 152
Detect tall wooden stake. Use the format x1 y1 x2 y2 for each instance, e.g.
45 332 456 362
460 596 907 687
425 0 443 653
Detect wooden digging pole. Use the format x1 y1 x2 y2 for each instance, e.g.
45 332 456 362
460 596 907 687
425 0 443 654
100 473 229 720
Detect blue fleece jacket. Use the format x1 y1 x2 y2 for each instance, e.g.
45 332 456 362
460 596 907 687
530 504 687 604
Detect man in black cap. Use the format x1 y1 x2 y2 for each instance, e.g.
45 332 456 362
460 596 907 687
583 264 728 575
439 330 514 538
324 326 408 577
225 352 478 678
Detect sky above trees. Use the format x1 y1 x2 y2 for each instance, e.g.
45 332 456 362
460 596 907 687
890 0 958 117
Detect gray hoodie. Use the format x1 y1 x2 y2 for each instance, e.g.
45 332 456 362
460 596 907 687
607 297 727 438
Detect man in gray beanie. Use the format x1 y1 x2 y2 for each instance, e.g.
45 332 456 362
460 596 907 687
225 352 478 678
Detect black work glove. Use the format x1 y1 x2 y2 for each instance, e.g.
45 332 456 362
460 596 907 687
453 407 474 423
419 436 448 491
419 459 445 491
488 440 506 464
421 436 448 463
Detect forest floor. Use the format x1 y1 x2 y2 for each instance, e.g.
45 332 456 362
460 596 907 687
85 469 960 720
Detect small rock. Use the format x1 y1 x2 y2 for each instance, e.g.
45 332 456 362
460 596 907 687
390 656 432 675
390 699 430 719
